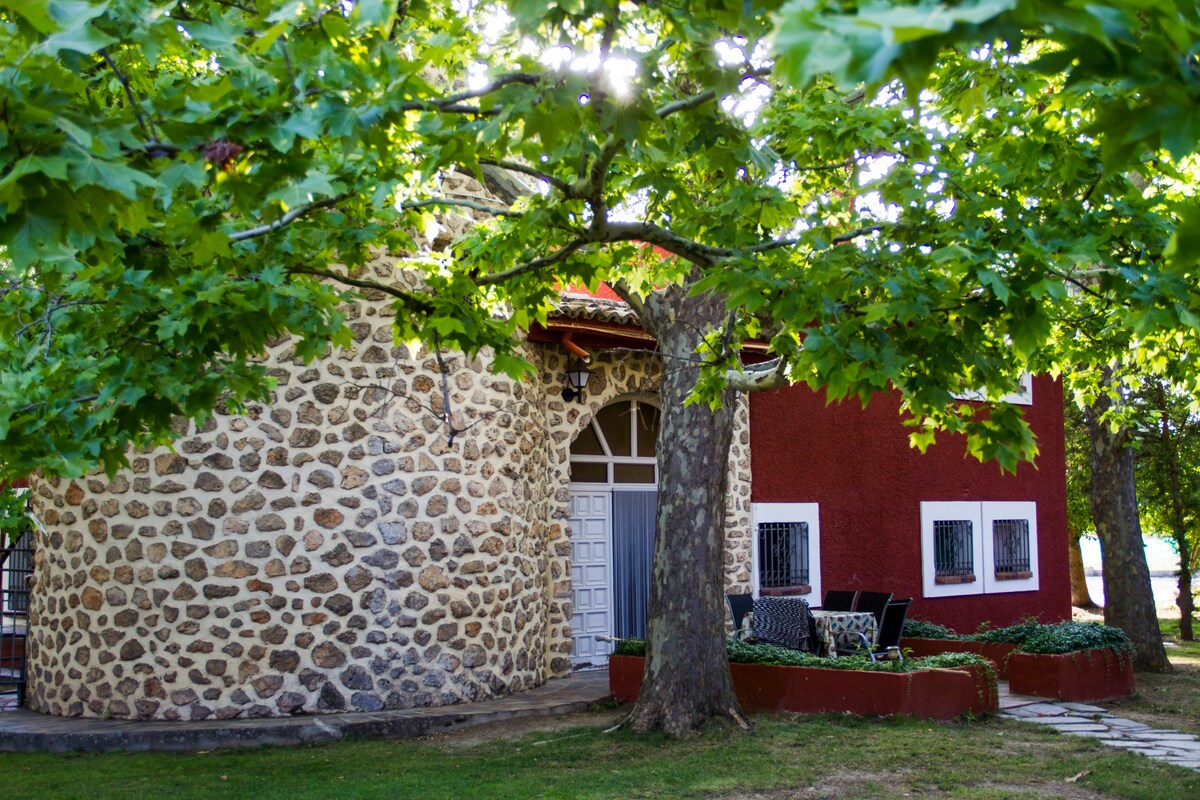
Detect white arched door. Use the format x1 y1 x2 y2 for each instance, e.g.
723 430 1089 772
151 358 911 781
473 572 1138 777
568 399 659 668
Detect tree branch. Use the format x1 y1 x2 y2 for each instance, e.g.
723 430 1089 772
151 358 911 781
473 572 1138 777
286 266 434 313
474 238 590 286
389 73 544 119
585 134 625 224
17 394 99 416
13 300 105 340
229 193 353 242
391 73 545 117
99 48 158 141
601 221 725 266
438 72 542 106
400 196 522 218
606 279 647 326
830 226 884 246
737 237 804 255
655 67 771 119
725 357 787 392
791 157 859 173
600 220 882 264
479 159 574 196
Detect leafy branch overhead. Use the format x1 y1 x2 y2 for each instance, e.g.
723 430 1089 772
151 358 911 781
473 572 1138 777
0 0 1198 481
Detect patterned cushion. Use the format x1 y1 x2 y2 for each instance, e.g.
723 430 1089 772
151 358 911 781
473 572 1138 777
751 597 811 651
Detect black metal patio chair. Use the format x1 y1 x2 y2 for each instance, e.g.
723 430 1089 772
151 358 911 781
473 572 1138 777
836 597 912 661
726 593 754 637
821 590 857 611
873 598 912 660
853 590 893 626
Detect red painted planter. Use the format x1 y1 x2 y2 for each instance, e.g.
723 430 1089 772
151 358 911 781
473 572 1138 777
1007 648 1135 702
900 638 1020 679
609 656 997 721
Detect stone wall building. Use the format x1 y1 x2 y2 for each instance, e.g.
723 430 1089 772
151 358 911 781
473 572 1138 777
20 173 1070 722
24 259 752 720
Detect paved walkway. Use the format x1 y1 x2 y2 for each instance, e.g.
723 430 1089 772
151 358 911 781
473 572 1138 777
0 670 611 754
999 685 1200 772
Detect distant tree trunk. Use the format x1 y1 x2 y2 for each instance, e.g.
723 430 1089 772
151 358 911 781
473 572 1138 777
1177 535 1194 641
1149 385 1196 642
625 281 746 735
1068 527 1100 610
1086 384 1171 672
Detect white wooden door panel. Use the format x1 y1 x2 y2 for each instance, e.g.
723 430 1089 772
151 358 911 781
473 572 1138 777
569 490 613 666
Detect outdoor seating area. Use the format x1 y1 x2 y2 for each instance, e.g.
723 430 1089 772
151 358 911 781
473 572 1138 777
727 590 912 661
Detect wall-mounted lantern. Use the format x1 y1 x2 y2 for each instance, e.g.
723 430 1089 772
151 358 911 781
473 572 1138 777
561 360 592 403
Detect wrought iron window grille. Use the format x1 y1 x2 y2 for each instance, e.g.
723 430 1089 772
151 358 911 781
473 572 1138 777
758 521 810 594
0 524 33 709
993 518 1033 579
933 519 975 584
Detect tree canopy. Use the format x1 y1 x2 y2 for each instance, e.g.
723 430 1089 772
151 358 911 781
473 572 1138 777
2 0 1196 481
2 0 1200 730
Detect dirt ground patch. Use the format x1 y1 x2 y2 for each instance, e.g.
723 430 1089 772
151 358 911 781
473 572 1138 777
412 705 627 748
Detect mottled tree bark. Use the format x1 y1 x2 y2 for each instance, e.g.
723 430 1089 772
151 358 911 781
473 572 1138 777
1178 543 1195 641
1149 390 1196 642
1069 527 1101 610
1085 387 1171 672
625 281 746 735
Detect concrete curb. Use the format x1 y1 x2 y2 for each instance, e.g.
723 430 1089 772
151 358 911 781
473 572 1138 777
0 671 611 754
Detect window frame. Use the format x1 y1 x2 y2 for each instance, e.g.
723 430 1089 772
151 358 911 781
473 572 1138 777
750 502 821 600
981 501 1040 594
920 500 1039 598
569 399 659 486
952 374 1034 406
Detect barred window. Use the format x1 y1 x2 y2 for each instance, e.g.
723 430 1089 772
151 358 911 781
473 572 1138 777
922 501 1037 598
933 519 975 584
993 518 1032 578
758 521 809 591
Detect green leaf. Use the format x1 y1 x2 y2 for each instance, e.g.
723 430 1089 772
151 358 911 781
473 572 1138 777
38 13 116 56
250 20 290 55
0 154 70 190
67 154 156 199
1 0 56 33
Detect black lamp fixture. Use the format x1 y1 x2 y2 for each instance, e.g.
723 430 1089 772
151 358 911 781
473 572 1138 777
561 360 592 403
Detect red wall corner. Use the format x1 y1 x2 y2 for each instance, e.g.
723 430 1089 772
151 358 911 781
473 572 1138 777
748 376 1071 632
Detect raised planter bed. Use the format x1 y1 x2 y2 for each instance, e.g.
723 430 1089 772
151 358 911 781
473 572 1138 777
1007 648 1135 702
900 638 1019 680
609 655 997 721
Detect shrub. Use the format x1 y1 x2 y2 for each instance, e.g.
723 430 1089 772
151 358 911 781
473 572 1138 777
613 639 646 657
971 618 1043 645
612 638 996 678
1015 622 1135 655
968 619 1133 655
903 619 959 639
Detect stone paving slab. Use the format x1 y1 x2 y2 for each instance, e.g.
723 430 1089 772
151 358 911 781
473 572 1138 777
0 671 612 754
997 682 1200 774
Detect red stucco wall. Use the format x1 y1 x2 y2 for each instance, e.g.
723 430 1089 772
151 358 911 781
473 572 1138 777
749 376 1071 633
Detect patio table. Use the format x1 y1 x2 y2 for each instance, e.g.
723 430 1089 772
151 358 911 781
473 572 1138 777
811 609 878 658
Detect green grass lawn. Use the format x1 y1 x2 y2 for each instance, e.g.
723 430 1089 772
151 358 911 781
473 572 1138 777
6 616 1200 799
1 710 1196 800
1098 619 1200 736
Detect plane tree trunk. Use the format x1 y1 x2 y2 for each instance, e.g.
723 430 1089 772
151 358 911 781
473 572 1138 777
1178 541 1195 642
624 282 746 735
1085 385 1171 672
